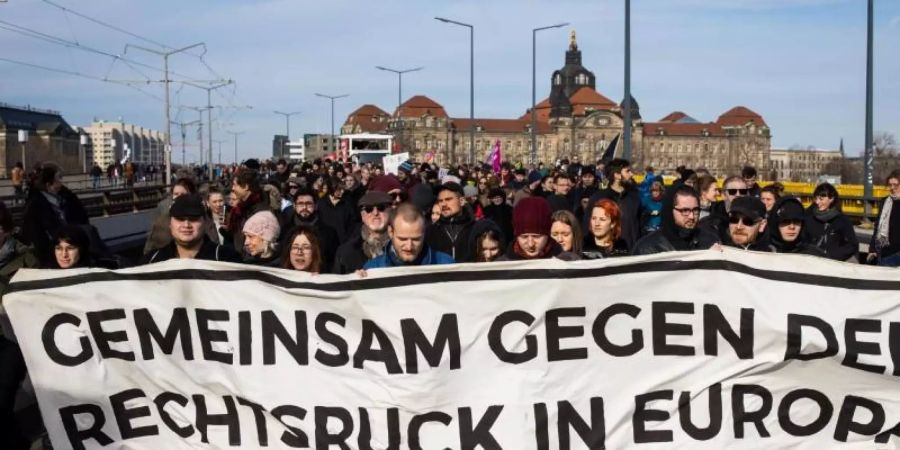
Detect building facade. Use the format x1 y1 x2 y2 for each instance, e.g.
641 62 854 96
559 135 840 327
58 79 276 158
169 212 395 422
0 103 83 177
273 134 288 159
82 119 166 169
342 32 772 177
303 134 336 162
770 147 843 182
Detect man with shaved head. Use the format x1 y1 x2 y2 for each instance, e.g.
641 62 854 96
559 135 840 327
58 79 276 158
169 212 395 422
364 202 455 269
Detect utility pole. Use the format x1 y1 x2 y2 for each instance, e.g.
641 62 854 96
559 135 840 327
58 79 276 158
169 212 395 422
183 80 234 180
314 93 348 157
623 0 633 161
532 23 569 165
376 66 423 153
227 131 245 164
436 17 475 165
172 119 200 165
863 0 875 221
274 110 301 158
126 42 205 185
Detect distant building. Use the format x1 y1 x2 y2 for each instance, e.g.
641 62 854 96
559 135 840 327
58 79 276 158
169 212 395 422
769 147 843 182
82 119 166 168
272 134 288 159
303 134 335 161
340 31 771 176
0 102 83 177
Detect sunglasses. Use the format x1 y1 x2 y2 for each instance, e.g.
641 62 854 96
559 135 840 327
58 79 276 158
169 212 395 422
729 215 758 226
361 204 389 213
726 188 749 196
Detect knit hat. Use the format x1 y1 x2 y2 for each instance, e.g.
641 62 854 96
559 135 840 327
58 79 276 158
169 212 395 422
462 184 478 198
367 174 403 193
242 211 281 243
513 197 552 237
527 170 542 185
399 160 414 174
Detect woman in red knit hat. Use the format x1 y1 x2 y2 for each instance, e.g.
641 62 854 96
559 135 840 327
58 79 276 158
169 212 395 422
497 196 568 261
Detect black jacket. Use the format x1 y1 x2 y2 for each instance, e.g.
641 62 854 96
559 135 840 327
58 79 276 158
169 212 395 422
804 207 858 262
871 196 900 258
317 197 357 242
699 200 729 243
280 210 340 274
21 187 89 266
582 235 629 259
466 219 506 262
426 207 477 262
496 239 565 261
767 198 827 257
632 189 719 256
483 202 513 245
141 237 242 265
546 193 573 213
588 186 644 249
332 232 369 274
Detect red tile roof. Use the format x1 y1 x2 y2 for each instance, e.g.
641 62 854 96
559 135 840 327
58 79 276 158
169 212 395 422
716 106 767 127
659 111 688 122
568 87 618 110
452 118 552 134
344 104 390 133
396 95 448 118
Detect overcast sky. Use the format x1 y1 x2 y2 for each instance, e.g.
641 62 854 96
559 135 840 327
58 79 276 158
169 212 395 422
1 0 898 163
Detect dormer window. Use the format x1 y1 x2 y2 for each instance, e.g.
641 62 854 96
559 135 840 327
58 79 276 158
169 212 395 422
554 74 561 86
576 73 589 85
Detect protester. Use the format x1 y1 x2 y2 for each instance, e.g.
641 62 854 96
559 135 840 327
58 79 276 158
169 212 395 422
701 175 748 241
641 181 664 233
632 186 719 255
483 187 513 242
760 185 781 214
316 177 357 242
498 196 566 261
281 187 339 273
242 210 281 266
142 194 241 264
805 182 858 262
281 225 322 273
583 199 629 258
868 169 900 266
723 196 770 251
697 174 720 220
145 178 219 254
364 203 454 269
52 225 92 269
227 170 270 254
21 163 89 266
589 158 643 249
426 182 476 262
742 165 761 197
550 210 582 254
768 197 826 256
547 173 574 212
333 191 393 274
468 219 505 263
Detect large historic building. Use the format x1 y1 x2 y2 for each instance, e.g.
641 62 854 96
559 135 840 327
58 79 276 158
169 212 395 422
342 32 772 176
0 103 84 177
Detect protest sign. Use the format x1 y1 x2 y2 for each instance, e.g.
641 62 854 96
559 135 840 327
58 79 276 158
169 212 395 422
5 250 900 449
382 152 409 175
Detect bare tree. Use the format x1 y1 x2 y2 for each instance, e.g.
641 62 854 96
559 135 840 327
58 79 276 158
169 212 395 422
874 131 897 157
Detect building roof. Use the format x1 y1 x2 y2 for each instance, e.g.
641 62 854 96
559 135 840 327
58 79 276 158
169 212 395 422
345 104 390 133
452 118 552 134
568 87 618 115
659 111 688 122
0 104 76 135
396 95 448 118
716 106 767 127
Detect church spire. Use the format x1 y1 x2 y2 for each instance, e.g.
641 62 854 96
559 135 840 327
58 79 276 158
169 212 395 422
569 29 578 51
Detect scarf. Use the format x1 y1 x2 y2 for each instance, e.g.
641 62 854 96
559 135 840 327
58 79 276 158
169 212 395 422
226 192 261 232
876 195 899 247
41 191 67 226
512 239 554 260
813 208 840 223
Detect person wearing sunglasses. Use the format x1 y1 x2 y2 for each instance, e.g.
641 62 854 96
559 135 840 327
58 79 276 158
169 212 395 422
768 197 825 256
332 191 394 274
868 169 900 266
632 185 719 255
700 175 749 242
723 196 770 251
280 186 340 273
805 182 858 262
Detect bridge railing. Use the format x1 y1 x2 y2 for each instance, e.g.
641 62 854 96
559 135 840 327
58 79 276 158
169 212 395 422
4 184 167 226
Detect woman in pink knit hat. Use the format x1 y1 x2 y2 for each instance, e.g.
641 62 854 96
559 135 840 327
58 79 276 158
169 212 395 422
242 210 282 266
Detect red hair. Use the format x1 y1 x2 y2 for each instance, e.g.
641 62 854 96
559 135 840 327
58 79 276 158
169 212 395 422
591 199 622 241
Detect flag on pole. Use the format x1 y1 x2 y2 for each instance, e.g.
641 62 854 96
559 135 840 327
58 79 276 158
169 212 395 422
487 140 502 174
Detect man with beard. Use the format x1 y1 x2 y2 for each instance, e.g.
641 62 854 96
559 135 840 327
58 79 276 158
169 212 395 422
632 186 719 255
588 158 644 249
700 175 748 241
768 197 826 256
142 194 241 264
317 176 357 242
281 186 339 273
426 182 477 262
723 196 770 251
363 202 454 269
332 191 393 274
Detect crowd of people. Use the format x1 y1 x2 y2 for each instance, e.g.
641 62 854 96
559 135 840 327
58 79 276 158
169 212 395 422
0 156 899 447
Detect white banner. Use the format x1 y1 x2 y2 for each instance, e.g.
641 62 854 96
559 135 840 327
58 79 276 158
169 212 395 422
382 152 409 175
5 250 900 449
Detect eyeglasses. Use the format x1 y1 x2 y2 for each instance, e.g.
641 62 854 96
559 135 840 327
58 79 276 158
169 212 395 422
726 188 749 196
729 215 758 226
294 201 315 208
361 204 389 214
673 207 701 216
291 245 313 254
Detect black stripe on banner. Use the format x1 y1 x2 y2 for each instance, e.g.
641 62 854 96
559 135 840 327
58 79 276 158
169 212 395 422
7 259 900 294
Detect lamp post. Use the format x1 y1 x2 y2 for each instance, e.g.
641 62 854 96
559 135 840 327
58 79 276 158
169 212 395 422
314 93 349 156
182 80 235 180
863 0 874 220
532 23 569 165
79 134 89 173
274 110 301 158
376 66 423 153
227 131 244 164
17 129 28 170
435 17 475 165
623 0 633 161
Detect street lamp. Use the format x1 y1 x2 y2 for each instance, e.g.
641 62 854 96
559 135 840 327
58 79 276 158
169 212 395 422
274 110 301 158
863 0 874 220
376 66 423 153
314 93 349 156
435 17 475 165
227 131 245 164
17 129 28 170
532 22 569 165
79 133 89 173
623 0 633 161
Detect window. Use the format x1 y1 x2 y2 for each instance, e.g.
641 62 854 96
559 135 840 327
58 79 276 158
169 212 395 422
554 74 561 85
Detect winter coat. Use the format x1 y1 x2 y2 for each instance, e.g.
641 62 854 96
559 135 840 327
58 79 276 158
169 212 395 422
316 197 357 242
870 196 900 259
804 206 858 262
426 206 477 262
632 189 719 256
21 187 89 266
280 211 340 274
332 232 369 274
582 235 630 259
141 237 242 265
363 243 454 269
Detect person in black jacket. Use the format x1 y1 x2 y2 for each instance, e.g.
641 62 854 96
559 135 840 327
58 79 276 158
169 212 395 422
21 163 89 267
868 169 900 266
588 158 644 249
483 188 513 243
142 194 241 264
768 197 826 256
281 187 339 273
426 182 477 262
332 191 393 274
632 185 719 255
546 173 575 213
317 177 358 242
723 196 771 252
804 182 858 262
